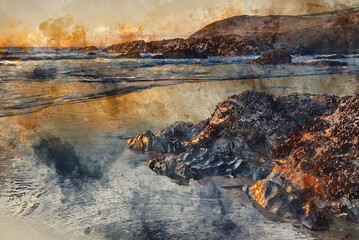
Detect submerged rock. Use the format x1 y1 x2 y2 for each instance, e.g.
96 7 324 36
247 49 292 65
128 91 359 230
115 51 142 59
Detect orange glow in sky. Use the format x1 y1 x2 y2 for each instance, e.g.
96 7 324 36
0 0 358 47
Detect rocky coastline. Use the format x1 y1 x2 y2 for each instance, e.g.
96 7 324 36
128 91 359 231
99 8 359 58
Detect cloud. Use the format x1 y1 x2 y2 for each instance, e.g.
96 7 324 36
39 14 87 47
1 0 359 47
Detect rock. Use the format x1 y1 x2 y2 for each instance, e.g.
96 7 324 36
101 8 359 57
115 51 142 59
190 8 359 54
247 49 292 64
128 91 359 230
300 211 330 231
162 49 207 59
102 36 267 57
128 91 334 183
128 122 200 154
79 46 99 51
87 52 97 56
291 60 348 67
102 40 147 54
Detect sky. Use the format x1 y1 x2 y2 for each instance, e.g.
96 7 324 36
0 0 358 47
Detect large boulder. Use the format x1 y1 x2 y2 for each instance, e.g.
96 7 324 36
115 51 142 59
128 91 359 230
247 49 292 64
128 91 335 183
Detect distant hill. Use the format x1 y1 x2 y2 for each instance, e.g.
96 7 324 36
189 8 359 53
103 8 359 56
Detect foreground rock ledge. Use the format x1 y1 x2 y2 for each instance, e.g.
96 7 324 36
128 91 359 231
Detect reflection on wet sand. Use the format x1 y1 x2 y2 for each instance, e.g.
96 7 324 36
1 73 358 174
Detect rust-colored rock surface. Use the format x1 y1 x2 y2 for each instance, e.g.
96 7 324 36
128 91 359 230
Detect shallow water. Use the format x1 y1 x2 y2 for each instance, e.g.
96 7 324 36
0 50 359 239
1 48 358 117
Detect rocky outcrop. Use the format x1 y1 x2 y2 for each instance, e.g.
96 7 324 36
87 51 97 56
102 36 269 57
247 49 292 64
115 51 142 59
103 8 359 57
128 91 359 230
103 40 148 54
190 8 359 54
129 92 337 182
162 49 207 59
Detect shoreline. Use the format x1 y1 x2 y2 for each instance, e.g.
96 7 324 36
1 72 358 119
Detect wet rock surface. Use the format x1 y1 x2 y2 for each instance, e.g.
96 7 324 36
162 49 207 59
247 49 292 65
128 91 359 231
115 51 142 59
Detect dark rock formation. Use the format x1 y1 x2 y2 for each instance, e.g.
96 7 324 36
162 49 207 59
103 8 359 57
128 91 334 183
79 46 99 51
87 51 97 56
291 60 348 67
102 36 269 57
190 8 359 54
103 40 147 54
251 94 359 229
128 91 359 230
247 49 292 64
115 51 142 59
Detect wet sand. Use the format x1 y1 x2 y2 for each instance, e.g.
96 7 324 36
0 73 358 240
